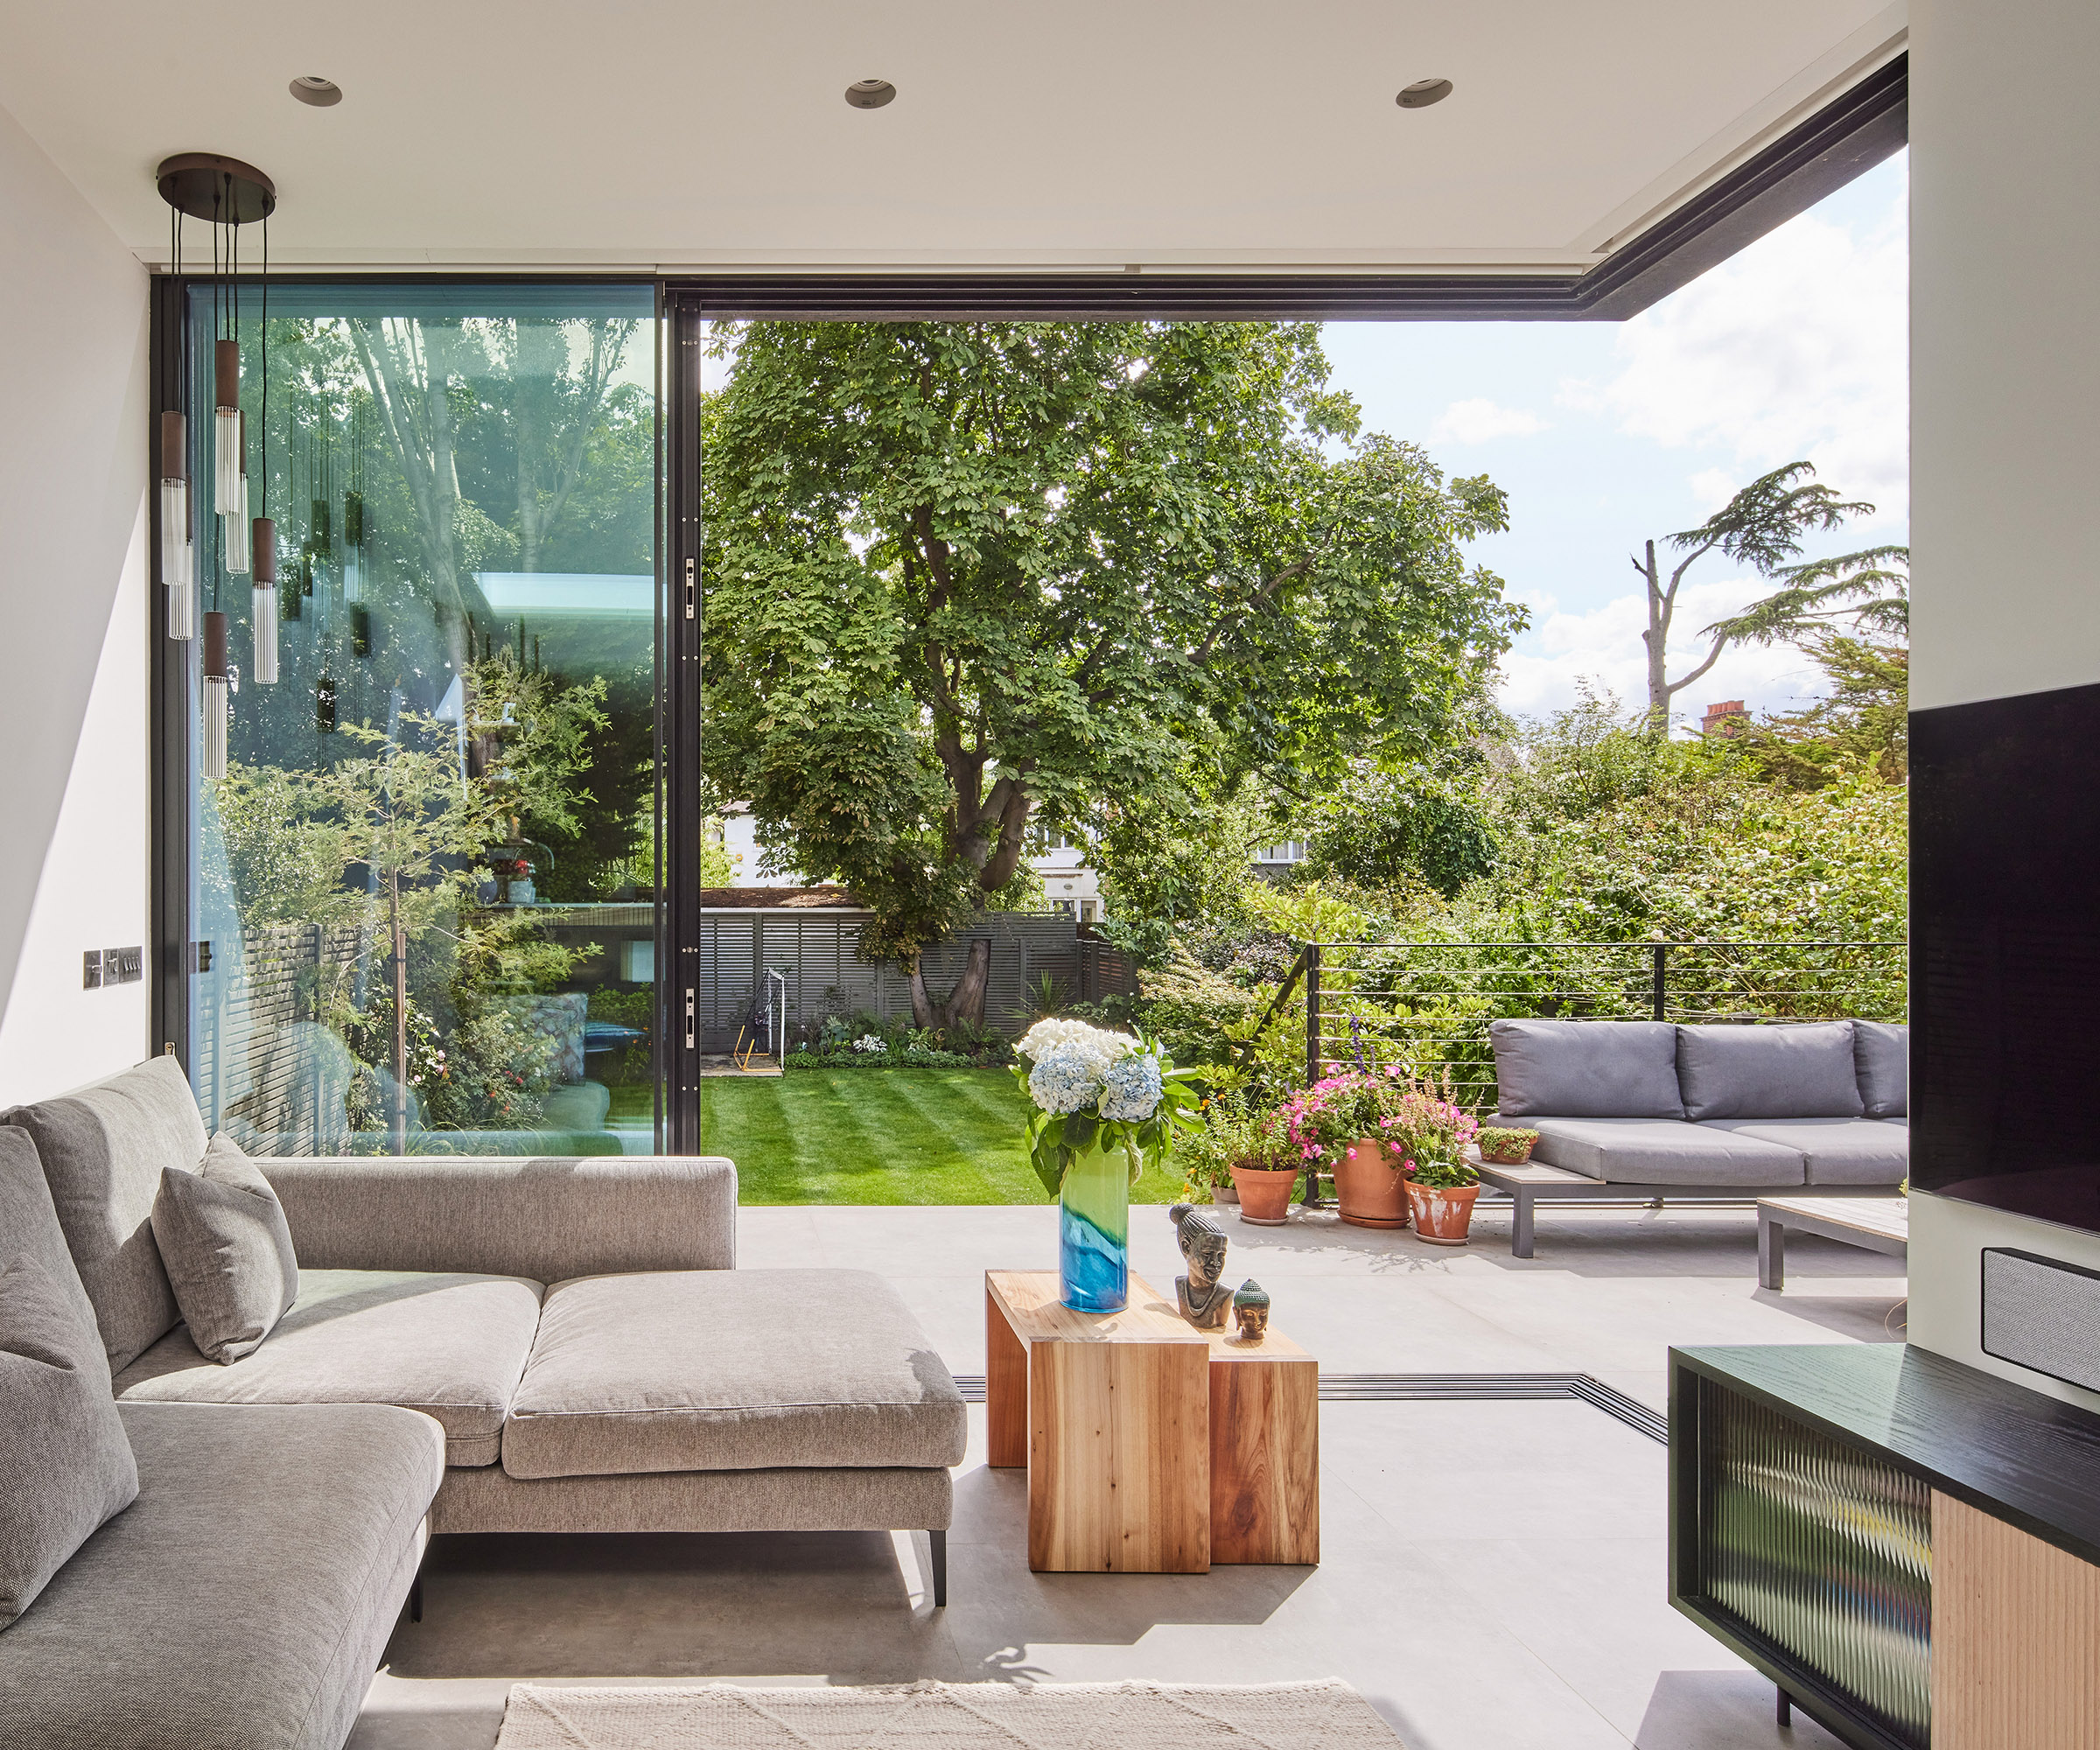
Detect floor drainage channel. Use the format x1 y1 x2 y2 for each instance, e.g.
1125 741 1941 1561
949 1371 1667 1444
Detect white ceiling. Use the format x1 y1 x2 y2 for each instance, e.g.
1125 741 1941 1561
0 1 1906 272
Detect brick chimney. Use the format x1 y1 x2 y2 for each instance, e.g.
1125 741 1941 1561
1701 700 1747 738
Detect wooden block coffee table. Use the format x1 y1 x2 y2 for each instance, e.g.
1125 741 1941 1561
986 1270 1319 1572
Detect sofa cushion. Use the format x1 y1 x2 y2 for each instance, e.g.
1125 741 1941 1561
1703 1118 1909 1186
1853 1022 1908 1119
150 1135 301 1363
0 1255 140 1627
1675 1022 1865 1121
501 1268 969 1480
0 1401 442 1750
1488 1019 1685 1119
1522 1117 1806 1186
113 1268 542 1466
4 1056 204 1371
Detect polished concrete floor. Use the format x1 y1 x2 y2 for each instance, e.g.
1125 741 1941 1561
353 1198 1904 1750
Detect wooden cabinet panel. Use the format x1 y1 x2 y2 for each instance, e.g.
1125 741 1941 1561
1933 1490 2100 1749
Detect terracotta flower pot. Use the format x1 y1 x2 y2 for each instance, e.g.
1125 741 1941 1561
1477 1130 1537 1166
1334 1137 1410 1229
1212 1181 1242 1206
1405 1180 1481 1245
1229 1166 1298 1226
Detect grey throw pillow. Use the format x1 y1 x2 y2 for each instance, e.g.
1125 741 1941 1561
1676 1022 1865 1120
3 1056 205 1372
1489 1019 1685 1118
0 1253 140 1627
1853 1021 1908 1118
150 1136 301 1364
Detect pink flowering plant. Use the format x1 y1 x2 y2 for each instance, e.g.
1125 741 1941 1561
1282 1067 1479 1180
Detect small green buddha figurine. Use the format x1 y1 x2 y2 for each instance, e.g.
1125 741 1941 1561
1233 1279 1271 1342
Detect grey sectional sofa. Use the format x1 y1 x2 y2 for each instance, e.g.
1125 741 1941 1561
1480 1018 1907 1256
0 1058 965 1750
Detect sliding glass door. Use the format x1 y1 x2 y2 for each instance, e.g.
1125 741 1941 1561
169 282 659 1156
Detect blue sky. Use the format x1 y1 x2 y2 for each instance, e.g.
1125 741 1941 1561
1321 150 1908 727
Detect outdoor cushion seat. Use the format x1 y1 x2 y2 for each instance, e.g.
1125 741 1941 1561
1516 1117 1807 1186
501 1267 968 1481
1702 1118 1909 1186
112 1267 542 1466
0 1400 443 1750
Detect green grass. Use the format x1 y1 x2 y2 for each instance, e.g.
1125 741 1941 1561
701 1068 1187 1205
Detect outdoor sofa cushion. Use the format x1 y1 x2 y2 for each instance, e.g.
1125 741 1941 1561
1488 1019 1685 1119
150 1134 301 1363
1853 1021 1908 1118
1702 1118 1908 1186
0 1400 442 1750
1675 1022 1865 1121
113 1267 542 1466
501 1268 969 1480
1517 1116 1806 1186
3 1055 204 1371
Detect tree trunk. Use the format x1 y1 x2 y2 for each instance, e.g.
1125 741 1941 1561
906 939 992 1031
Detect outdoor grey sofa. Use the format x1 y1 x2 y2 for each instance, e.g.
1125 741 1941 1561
1480 1018 1907 1256
0 1057 965 1750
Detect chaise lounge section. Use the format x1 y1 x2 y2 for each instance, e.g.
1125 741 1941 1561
1479 1018 1907 1256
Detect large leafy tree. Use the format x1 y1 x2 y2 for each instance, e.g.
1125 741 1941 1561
702 320 1524 1025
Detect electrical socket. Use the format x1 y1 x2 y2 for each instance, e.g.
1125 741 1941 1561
112 946 144 984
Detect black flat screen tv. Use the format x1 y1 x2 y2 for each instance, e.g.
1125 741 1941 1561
1912 681 2100 1234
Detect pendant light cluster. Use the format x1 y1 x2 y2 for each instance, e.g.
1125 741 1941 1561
156 154 277 780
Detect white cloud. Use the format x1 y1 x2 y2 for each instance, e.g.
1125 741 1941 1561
1497 573 1826 725
1432 397 1547 445
1561 160 1908 528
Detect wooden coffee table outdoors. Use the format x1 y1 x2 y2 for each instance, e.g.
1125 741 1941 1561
986 1270 1319 1573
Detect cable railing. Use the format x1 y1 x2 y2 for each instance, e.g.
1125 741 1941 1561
1269 939 1905 1112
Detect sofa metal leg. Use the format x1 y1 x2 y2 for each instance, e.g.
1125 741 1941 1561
929 1529 948 1608
1512 1190 1536 1259
1776 1685 1792 1728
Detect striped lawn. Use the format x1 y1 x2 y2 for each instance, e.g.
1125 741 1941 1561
701 1067 1186 1205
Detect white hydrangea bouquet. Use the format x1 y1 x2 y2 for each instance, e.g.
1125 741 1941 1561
1012 1017 1200 1198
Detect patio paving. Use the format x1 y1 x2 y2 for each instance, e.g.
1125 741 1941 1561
352 1198 1903 1750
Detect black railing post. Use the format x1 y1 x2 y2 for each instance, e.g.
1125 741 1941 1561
1652 942 1668 1021
1302 942 1326 1208
1304 942 1322 1087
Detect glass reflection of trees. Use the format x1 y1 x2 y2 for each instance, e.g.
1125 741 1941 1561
200 300 654 1152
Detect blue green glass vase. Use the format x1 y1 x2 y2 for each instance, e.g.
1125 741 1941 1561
1060 1139 1130 1312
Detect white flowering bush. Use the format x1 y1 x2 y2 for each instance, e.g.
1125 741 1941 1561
1012 1018 1200 1197
852 1034 887 1054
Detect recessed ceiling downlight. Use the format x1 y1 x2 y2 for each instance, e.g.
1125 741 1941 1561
845 79 896 109
1396 77 1453 109
290 76 342 108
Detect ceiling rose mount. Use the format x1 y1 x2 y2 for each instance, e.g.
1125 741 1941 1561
1396 78 1454 109
155 153 276 224
845 79 896 109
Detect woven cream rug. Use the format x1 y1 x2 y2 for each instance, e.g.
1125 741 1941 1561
494 1678 1407 1748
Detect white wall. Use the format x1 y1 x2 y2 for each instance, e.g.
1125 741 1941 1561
1905 0 2100 1399
0 101 151 1104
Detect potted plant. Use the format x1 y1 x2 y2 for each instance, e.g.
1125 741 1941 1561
1185 1098 1300 1226
1283 1071 1411 1228
1477 1125 1539 1166
1405 1153 1483 1245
